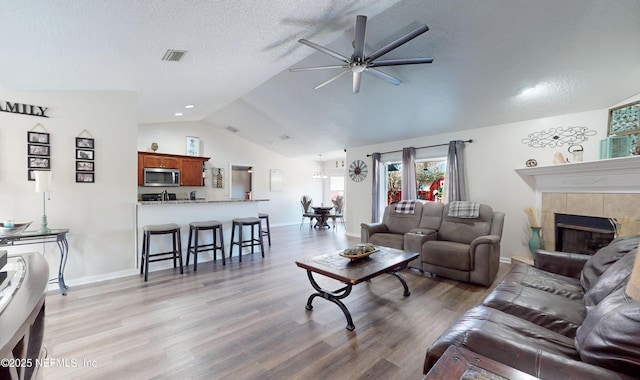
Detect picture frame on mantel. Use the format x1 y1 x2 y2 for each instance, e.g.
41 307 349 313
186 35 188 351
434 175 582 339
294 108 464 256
608 100 640 136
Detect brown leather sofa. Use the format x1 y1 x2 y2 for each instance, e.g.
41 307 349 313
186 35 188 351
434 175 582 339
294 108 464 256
361 201 504 286
423 235 640 379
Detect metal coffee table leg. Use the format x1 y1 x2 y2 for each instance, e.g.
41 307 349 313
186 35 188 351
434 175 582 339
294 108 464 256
305 270 355 331
387 269 411 296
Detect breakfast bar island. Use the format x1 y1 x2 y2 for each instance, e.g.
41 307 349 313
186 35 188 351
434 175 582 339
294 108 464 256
136 199 269 270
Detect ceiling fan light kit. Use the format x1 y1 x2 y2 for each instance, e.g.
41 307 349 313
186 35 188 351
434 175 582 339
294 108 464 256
290 15 433 94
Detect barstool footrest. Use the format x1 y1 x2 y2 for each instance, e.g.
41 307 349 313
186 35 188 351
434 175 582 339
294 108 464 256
147 251 182 263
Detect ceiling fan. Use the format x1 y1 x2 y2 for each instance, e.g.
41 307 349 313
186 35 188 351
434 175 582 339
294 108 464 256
289 15 433 93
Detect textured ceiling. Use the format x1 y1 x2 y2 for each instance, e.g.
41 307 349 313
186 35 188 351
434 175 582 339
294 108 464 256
2 0 640 159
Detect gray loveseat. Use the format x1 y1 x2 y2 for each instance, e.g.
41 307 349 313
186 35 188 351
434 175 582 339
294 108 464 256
361 201 505 286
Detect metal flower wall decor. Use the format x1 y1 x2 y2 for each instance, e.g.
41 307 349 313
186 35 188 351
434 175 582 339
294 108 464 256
521 126 597 148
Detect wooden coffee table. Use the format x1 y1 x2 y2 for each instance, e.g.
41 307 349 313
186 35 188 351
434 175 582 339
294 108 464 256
295 247 419 331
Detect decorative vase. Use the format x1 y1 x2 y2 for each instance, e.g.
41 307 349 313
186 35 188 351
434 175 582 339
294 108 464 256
528 227 544 256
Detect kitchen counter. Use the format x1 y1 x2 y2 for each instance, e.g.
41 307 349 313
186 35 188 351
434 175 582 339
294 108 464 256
135 199 270 270
137 198 269 205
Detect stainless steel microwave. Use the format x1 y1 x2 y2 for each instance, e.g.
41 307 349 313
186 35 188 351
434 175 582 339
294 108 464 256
143 168 180 187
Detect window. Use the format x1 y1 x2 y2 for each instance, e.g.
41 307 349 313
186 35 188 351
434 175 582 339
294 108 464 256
386 162 402 205
330 175 344 202
384 159 446 205
417 159 446 201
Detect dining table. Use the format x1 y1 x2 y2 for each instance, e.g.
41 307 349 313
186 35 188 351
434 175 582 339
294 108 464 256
312 206 334 229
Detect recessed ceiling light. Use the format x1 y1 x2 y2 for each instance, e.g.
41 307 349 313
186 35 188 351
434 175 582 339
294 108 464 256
174 112 184 116
185 105 194 109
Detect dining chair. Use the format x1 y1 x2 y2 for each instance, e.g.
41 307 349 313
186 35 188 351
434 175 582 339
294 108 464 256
330 195 346 229
300 195 315 229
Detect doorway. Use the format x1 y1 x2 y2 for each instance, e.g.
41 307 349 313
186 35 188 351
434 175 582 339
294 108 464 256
230 164 252 199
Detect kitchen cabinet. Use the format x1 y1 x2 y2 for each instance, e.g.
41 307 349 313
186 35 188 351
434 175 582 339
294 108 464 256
138 152 210 187
180 157 204 186
143 155 180 169
138 154 144 186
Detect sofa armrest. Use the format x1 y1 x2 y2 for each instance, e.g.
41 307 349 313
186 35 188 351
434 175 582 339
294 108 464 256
533 249 590 279
466 235 502 286
469 235 500 251
360 223 388 243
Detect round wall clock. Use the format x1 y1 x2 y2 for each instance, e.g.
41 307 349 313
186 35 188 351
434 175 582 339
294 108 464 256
348 160 368 182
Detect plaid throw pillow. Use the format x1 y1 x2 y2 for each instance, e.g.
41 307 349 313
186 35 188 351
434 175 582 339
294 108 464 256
448 201 480 218
395 200 417 214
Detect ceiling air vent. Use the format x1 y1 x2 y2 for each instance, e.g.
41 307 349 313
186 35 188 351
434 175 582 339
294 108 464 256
161 49 187 62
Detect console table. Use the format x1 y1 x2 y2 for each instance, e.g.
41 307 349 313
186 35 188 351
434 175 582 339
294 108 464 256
0 229 69 295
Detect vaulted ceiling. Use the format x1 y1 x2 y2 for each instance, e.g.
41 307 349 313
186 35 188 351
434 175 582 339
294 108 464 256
3 0 640 159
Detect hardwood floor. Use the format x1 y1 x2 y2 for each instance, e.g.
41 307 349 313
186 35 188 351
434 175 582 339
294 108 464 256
42 225 509 380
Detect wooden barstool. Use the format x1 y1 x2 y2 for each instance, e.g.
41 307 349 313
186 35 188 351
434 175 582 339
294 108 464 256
140 223 183 282
186 220 225 270
230 217 264 262
258 213 271 246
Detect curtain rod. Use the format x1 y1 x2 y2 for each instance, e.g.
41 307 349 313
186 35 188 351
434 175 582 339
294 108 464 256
366 139 473 157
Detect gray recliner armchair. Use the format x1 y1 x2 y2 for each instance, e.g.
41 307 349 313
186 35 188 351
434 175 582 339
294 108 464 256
361 201 425 250
420 203 505 286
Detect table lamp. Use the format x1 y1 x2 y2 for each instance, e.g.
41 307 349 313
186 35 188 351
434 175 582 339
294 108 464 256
626 246 640 301
34 170 52 234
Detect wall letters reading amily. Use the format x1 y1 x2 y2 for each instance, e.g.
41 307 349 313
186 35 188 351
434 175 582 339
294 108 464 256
0 101 48 118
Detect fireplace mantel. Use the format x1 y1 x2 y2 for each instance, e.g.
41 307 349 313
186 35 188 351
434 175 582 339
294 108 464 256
515 155 640 193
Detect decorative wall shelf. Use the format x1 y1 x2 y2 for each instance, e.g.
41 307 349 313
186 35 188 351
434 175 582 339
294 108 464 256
515 155 640 193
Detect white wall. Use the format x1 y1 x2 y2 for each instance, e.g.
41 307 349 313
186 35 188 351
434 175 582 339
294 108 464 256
138 120 324 226
2 90 636 286
344 94 640 258
0 91 138 285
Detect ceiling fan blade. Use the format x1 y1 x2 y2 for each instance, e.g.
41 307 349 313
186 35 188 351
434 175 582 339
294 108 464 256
314 68 351 90
298 39 351 64
352 71 362 94
366 24 429 62
370 57 434 67
289 65 349 72
353 15 367 61
364 67 403 86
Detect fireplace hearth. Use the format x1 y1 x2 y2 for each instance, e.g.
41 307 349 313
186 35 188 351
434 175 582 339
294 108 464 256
555 213 615 255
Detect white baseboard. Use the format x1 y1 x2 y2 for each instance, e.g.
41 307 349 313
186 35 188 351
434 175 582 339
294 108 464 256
47 268 139 293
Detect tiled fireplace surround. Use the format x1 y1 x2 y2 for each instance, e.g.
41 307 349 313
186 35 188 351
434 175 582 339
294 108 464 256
540 192 640 250
516 155 640 251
